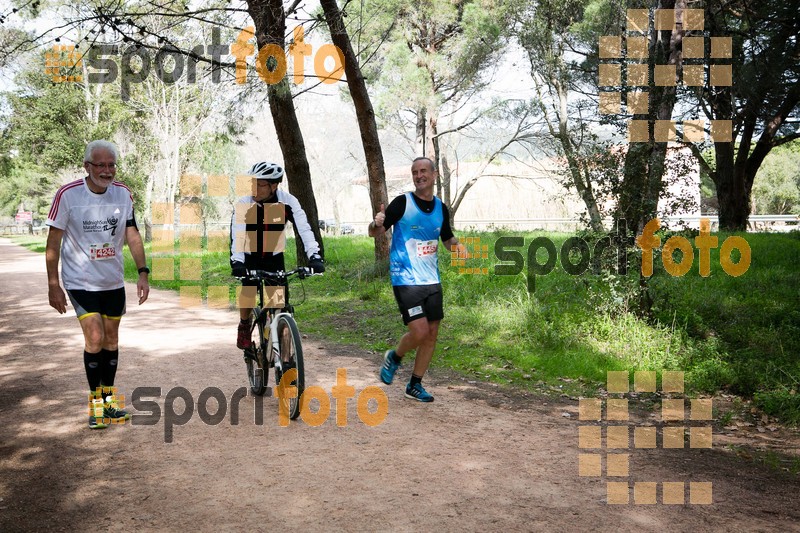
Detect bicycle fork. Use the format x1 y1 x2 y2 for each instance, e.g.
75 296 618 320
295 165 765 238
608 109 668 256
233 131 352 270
269 312 292 373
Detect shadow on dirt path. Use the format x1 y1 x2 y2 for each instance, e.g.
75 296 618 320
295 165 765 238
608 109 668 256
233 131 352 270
1 238 798 531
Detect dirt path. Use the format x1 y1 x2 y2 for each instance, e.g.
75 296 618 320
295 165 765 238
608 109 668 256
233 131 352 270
0 238 798 532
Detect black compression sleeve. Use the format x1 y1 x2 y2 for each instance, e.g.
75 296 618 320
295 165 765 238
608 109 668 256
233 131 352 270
382 195 406 230
126 212 137 228
440 204 454 242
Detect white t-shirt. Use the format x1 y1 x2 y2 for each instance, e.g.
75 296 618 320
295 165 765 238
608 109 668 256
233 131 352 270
46 178 135 291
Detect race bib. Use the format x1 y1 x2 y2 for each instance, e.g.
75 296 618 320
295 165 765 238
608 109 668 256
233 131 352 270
89 243 116 261
416 240 438 257
408 305 423 317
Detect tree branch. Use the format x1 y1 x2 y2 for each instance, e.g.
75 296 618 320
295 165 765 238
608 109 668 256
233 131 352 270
773 132 800 147
682 141 715 180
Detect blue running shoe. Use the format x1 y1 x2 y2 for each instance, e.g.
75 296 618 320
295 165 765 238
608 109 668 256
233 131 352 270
380 350 400 384
405 382 434 402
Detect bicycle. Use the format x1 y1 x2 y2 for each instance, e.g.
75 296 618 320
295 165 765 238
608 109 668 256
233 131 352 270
239 267 314 420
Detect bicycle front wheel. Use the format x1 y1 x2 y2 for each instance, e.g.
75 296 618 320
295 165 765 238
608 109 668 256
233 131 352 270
275 314 304 420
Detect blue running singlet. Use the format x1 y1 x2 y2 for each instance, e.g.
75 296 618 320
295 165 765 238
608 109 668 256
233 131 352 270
390 192 444 286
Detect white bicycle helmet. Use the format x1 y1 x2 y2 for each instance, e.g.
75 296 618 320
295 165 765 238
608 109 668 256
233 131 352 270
248 161 284 183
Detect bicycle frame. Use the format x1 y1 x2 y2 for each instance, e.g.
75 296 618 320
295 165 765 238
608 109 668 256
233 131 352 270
244 267 308 368
239 267 314 417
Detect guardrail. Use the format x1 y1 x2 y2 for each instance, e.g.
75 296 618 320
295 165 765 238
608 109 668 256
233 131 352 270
0 225 46 236
452 215 799 232
11 215 793 238
270 216 799 234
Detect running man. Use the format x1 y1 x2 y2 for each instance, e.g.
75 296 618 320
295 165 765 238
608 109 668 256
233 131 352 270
368 157 465 402
46 140 149 429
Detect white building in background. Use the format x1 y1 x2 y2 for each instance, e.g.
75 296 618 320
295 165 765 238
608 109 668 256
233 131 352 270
337 146 701 234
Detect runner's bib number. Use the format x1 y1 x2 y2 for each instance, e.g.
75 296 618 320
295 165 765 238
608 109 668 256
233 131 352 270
89 243 116 260
416 240 438 257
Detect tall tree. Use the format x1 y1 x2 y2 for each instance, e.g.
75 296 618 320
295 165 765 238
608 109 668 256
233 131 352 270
687 0 800 230
356 0 517 219
319 0 389 262
247 0 325 261
616 0 687 236
517 0 606 231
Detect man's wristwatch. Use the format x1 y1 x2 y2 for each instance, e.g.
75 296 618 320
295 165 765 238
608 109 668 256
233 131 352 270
138 266 150 275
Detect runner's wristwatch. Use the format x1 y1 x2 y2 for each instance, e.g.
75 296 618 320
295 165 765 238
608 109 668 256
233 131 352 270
138 266 150 274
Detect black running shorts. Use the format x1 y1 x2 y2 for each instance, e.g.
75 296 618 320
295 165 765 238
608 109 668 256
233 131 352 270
67 288 126 320
392 284 444 325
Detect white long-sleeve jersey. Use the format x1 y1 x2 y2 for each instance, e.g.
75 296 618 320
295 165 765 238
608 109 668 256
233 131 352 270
230 190 320 266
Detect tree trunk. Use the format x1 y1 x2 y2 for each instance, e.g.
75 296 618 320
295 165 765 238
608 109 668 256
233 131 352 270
616 0 684 237
578 174 605 232
554 77 604 232
717 95 800 230
425 110 441 198
415 109 426 155
248 0 324 262
441 154 452 209
715 169 750 230
703 2 800 231
319 0 389 262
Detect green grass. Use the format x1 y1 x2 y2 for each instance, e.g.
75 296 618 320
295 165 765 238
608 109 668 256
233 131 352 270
647 231 800 424
724 444 800 476
9 235 48 253
11 230 800 424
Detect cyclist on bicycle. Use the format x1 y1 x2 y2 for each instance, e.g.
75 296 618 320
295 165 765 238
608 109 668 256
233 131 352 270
230 161 324 349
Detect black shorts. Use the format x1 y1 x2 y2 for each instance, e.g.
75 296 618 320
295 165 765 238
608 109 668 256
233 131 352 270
392 284 443 325
67 288 126 321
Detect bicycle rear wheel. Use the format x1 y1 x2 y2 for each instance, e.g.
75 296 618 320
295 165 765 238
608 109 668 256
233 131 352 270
245 311 269 396
275 314 304 420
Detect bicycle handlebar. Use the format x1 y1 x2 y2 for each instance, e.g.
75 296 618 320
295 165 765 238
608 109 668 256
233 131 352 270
238 267 322 281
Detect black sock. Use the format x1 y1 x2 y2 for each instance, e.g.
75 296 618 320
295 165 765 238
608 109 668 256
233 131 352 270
409 374 422 387
100 348 119 400
84 350 103 395
391 352 402 364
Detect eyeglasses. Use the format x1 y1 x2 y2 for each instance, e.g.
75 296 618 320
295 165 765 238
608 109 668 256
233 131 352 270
87 162 117 170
